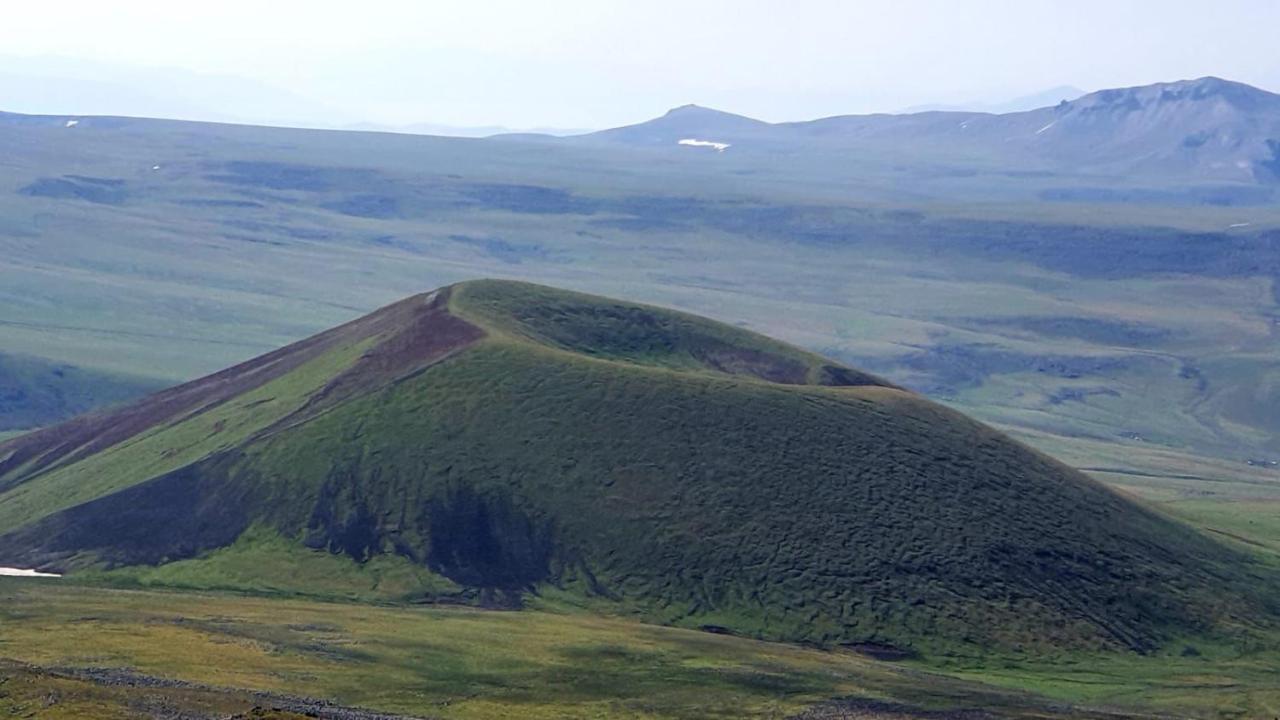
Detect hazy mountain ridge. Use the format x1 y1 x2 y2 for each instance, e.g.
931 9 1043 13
902 85 1087 114
6 75 1279 187
579 77 1280 185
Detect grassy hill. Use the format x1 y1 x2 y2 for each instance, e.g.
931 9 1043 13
3 105 1280 514
0 280 1272 654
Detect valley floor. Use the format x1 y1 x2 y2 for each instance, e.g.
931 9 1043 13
0 582 1276 719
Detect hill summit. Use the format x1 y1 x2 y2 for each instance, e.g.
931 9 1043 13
0 280 1268 650
1071 76 1279 113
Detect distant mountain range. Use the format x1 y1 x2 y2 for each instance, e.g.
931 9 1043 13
341 121 593 138
901 85 1087 114
0 58 353 129
0 57 593 137
575 77 1280 187
6 66 1278 187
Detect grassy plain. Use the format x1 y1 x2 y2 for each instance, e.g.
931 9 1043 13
0 581 1059 719
4 580 1277 719
931 645 1280 719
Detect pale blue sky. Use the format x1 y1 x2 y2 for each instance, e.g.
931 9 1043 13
2 1 1277 129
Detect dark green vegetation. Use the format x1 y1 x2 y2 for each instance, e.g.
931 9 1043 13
1 281 1274 662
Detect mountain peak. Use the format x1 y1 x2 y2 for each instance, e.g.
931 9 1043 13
586 103 769 144
663 103 731 116
1161 76 1274 102
659 103 764 123
664 103 709 115
1067 76 1280 113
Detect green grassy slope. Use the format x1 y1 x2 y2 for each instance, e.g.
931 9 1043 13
0 337 374 533
0 581 1185 720
0 281 1273 655
454 280 888 386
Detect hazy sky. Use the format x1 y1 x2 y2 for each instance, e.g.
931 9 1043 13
3 1 1279 129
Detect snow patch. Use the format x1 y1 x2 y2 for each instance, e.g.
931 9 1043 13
678 138 730 152
1227 222 1252 229
65 119 79 128
152 165 162 171
1034 121 1056 135
0 567 60 578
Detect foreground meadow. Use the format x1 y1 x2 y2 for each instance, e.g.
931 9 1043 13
1 581 1278 719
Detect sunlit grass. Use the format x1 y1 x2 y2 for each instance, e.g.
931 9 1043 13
3 581 1279 718
0 582 918 719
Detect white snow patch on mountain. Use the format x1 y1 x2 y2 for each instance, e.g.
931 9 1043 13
0 567 60 578
678 138 730 152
